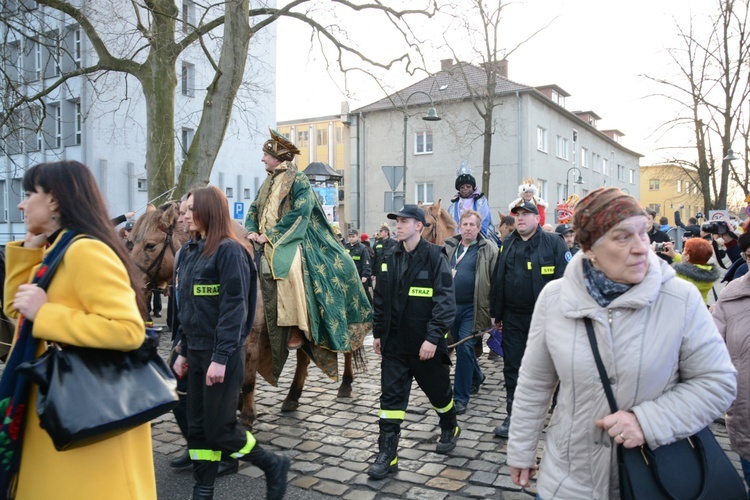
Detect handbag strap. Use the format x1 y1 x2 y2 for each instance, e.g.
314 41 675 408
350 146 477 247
583 318 619 414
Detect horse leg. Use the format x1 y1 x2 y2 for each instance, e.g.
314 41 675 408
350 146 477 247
239 332 259 429
281 349 309 412
337 352 353 398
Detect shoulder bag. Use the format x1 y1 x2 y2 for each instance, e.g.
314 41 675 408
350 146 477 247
16 236 178 451
584 317 746 500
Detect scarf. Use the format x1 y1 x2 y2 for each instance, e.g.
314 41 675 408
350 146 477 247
583 257 634 307
0 230 79 499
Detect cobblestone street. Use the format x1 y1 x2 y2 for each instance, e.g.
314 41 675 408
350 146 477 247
150 330 744 499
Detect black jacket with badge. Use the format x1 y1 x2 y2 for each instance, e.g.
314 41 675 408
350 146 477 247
175 237 257 365
373 236 397 270
373 238 455 356
490 228 568 319
345 241 372 279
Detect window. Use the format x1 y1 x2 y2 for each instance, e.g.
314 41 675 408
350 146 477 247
75 101 82 145
35 41 42 81
592 153 601 173
43 102 62 148
243 188 252 199
676 179 682 192
225 187 233 198
580 147 588 168
648 203 660 214
649 179 660 191
137 178 147 192
684 181 690 193
297 131 309 147
557 183 564 202
180 127 194 159
181 62 194 97
316 128 327 147
538 179 548 200
617 164 625 181
629 169 635 184
537 127 548 152
414 182 433 204
555 136 569 160
602 158 609 177
182 1 195 32
414 130 433 154
693 184 698 195
73 29 81 68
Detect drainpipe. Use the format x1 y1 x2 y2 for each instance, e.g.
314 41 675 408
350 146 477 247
358 112 365 230
516 91 523 186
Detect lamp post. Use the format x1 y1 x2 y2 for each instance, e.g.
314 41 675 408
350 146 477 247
402 91 441 202
565 166 584 199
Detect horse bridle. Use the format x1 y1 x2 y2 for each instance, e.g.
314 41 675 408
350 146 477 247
424 211 439 243
134 223 178 293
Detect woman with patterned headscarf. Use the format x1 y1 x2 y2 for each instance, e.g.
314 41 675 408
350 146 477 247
245 129 371 383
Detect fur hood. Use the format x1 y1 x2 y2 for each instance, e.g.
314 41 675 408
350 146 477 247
673 261 720 284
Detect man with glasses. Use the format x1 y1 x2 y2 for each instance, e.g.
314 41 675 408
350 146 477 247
489 200 569 438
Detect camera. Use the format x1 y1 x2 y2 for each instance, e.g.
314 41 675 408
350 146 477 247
655 242 670 252
701 220 728 235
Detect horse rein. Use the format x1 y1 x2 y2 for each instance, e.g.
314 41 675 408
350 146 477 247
134 223 177 293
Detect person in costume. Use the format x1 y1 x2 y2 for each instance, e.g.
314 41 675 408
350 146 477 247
508 178 548 226
245 129 371 383
448 162 496 242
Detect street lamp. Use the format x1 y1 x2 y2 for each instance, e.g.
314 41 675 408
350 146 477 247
402 91 441 201
565 166 584 199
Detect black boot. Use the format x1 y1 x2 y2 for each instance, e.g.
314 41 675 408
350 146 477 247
436 411 460 454
494 415 511 438
170 448 191 469
367 431 400 479
192 484 214 500
244 445 290 500
192 461 218 500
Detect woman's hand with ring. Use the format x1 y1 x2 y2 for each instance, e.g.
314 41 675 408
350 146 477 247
595 410 646 448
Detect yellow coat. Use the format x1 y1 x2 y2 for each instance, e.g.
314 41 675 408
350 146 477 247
4 234 155 499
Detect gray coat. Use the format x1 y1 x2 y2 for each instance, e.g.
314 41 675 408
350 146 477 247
713 272 750 460
444 233 498 331
507 251 737 500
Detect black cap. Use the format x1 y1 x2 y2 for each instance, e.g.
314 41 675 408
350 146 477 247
387 204 430 226
455 173 476 190
348 228 358 235
510 200 539 215
555 223 573 236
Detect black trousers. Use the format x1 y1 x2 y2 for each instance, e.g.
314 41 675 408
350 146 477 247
186 347 254 484
378 345 455 434
500 310 533 415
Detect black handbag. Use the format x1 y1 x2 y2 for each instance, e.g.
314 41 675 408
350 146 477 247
15 235 178 451
584 318 746 500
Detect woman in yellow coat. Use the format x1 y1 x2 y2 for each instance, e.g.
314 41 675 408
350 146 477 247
0 161 155 499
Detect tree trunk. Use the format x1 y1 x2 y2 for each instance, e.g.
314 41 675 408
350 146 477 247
177 0 251 196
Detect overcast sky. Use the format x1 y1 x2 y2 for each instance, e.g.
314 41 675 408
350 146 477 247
276 0 718 165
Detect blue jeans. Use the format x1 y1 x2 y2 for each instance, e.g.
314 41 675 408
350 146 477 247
741 456 750 498
451 302 483 405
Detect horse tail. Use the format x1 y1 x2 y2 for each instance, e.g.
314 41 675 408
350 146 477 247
352 345 368 375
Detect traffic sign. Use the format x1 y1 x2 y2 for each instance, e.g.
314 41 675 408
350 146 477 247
382 166 404 191
233 202 245 220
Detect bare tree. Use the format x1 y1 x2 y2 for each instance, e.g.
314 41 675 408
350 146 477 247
434 0 553 196
1 0 436 200
646 0 750 211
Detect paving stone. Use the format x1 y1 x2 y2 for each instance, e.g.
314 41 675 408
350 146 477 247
290 475 319 489
271 436 303 449
316 444 347 456
493 473 521 490
405 486 449 499
466 459 499 473
296 440 323 452
238 465 264 478
440 468 472 481
294 452 321 461
341 447 373 462
340 460 369 472
394 470 431 485
462 485 500 498
343 489 377 500
470 470 497 486
312 479 350 496
425 476 465 491
290 461 323 473
382 480 412 496
416 462 447 476
314 467 358 483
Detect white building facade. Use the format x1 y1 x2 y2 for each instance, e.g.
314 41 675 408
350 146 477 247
0 0 275 243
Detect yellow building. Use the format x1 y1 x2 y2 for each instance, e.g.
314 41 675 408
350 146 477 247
639 163 704 223
276 110 352 230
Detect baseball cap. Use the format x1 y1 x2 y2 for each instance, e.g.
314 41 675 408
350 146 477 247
510 200 539 215
348 228 359 236
387 204 430 226
555 223 573 236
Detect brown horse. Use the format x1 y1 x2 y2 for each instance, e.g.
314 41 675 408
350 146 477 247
419 199 457 245
128 204 362 429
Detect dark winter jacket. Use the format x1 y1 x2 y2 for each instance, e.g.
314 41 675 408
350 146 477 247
373 236 397 270
373 238 455 356
490 228 568 319
176 237 257 364
345 241 372 279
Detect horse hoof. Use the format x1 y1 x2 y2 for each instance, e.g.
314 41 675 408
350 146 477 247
337 386 352 398
281 399 299 412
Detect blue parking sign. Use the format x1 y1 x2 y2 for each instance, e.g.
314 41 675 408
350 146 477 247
233 202 245 220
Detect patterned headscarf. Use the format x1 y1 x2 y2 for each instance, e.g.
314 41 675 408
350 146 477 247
262 128 300 162
572 187 645 251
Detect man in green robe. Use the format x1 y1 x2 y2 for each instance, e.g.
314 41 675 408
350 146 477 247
245 129 371 382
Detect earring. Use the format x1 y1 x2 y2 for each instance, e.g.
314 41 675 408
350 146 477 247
51 215 56 221
590 256 597 265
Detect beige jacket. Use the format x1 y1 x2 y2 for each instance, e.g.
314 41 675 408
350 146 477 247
713 272 750 459
507 251 737 500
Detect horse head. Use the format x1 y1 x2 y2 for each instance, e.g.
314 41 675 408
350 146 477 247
418 199 456 245
129 201 188 293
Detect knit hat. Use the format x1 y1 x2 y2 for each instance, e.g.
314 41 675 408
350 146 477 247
360 233 370 242
572 187 645 251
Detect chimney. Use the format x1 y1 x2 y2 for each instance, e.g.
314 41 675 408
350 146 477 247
441 58 453 71
497 59 508 78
